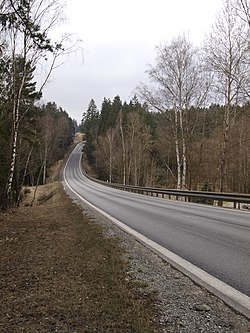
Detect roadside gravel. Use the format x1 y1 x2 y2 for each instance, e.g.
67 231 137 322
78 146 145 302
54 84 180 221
66 189 250 333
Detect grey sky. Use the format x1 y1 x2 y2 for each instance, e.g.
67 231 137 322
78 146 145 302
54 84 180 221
41 0 223 123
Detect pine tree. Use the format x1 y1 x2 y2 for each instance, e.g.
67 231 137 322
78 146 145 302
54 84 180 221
81 99 99 164
3 56 42 206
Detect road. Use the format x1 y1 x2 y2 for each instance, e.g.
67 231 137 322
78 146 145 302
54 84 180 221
64 143 250 297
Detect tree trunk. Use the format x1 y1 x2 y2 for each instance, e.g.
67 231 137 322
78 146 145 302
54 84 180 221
5 31 27 207
108 128 113 183
219 104 230 193
43 145 48 185
179 108 187 189
174 109 182 189
119 113 126 185
16 135 36 205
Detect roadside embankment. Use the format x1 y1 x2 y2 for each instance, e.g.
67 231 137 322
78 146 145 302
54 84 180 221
0 182 157 333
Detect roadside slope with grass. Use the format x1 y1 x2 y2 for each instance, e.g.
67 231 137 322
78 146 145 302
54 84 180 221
0 181 157 333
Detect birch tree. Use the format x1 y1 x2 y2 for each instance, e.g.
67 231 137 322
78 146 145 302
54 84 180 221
138 35 209 189
97 127 118 183
0 0 74 206
203 0 250 192
125 112 152 186
119 111 126 185
234 0 250 27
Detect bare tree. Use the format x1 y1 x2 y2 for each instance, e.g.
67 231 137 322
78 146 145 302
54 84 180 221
203 0 250 192
1 0 80 206
119 111 126 185
97 127 117 183
125 112 152 186
138 35 209 189
234 0 250 27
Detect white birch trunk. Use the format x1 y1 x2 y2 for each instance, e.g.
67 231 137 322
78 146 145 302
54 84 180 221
43 145 48 185
6 128 18 202
6 74 26 203
5 30 28 205
108 128 113 183
174 109 182 189
17 135 37 205
119 113 126 185
182 141 187 189
179 108 187 189
219 103 230 192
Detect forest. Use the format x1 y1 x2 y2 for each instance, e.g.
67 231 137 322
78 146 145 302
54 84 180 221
80 96 250 193
0 0 76 208
81 1 250 194
0 0 249 209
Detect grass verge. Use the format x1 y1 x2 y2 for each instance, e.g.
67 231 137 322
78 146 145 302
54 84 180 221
0 182 157 333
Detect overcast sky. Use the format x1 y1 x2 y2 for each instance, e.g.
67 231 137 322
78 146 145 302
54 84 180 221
41 0 223 123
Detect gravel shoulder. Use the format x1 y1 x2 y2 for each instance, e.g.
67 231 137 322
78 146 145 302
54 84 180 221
65 185 250 333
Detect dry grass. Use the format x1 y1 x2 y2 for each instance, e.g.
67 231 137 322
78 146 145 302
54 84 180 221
0 182 157 333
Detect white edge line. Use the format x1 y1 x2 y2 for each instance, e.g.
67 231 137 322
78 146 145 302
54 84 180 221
63 149 250 320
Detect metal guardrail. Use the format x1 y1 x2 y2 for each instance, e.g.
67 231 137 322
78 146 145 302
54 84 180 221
83 172 250 209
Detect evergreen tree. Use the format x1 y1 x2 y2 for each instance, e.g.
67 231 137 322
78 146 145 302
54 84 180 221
81 99 99 164
98 98 111 135
0 55 42 206
98 97 119 135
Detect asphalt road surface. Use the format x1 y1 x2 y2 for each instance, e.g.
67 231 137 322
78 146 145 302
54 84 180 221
64 143 250 297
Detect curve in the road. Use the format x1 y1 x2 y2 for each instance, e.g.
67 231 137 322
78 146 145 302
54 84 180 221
63 143 250 319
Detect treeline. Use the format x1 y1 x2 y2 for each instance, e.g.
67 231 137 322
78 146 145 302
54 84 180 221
0 96 75 206
81 96 156 187
0 0 76 208
82 0 250 193
81 96 250 193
